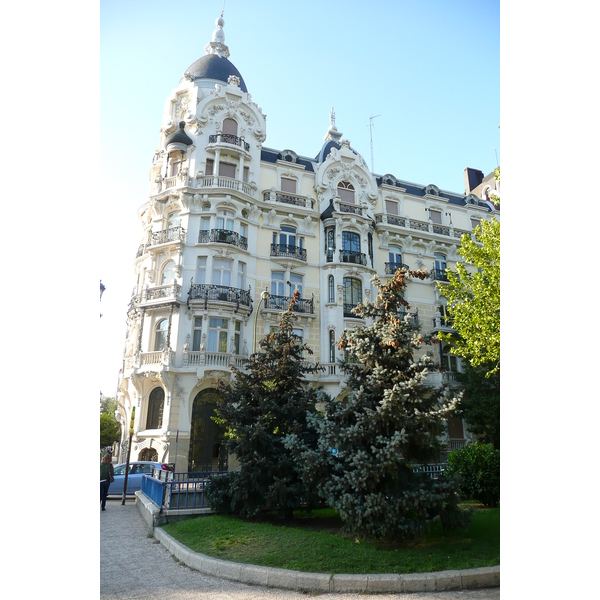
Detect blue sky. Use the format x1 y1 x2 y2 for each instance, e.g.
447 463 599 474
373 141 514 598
99 0 499 394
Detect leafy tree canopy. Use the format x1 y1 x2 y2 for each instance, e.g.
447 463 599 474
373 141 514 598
100 412 120 449
439 217 500 376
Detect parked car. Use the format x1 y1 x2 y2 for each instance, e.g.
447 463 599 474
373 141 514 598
108 461 173 496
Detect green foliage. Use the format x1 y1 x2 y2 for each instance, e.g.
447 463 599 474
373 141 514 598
445 442 500 507
454 365 500 449
287 269 469 539
100 412 120 448
439 217 500 377
206 292 326 519
100 395 118 415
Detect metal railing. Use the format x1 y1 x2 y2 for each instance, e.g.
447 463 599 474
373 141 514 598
343 303 361 318
148 226 186 247
265 294 314 314
431 267 449 283
141 470 229 510
270 243 307 261
262 190 314 209
187 284 252 309
208 133 250 151
198 228 248 250
338 203 362 215
339 250 367 265
385 262 409 274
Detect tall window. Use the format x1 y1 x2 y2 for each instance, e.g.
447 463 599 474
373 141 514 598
222 118 238 136
218 162 236 178
170 160 180 177
329 329 336 363
434 253 447 273
237 262 245 289
212 258 232 286
192 317 203 351
389 246 402 268
146 387 164 430
289 273 303 297
167 212 180 229
343 277 362 307
160 261 176 285
385 199 399 215
328 275 335 303
271 271 285 296
429 209 442 224
442 345 458 372
471 217 481 230
338 181 355 204
281 177 297 193
342 231 361 252
201 217 210 231
216 209 235 231
154 319 168 351
208 318 229 353
196 257 207 284
234 321 242 355
274 225 300 250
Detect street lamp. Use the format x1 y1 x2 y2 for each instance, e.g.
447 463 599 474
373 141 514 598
253 289 269 353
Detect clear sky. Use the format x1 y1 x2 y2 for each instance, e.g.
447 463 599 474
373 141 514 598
99 0 500 394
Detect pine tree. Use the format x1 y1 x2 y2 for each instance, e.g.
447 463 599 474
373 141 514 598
287 269 469 538
206 292 325 519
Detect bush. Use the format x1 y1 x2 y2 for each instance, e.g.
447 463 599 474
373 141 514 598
445 442 500 507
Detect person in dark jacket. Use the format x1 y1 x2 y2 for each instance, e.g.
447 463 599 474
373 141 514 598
100 452 114 511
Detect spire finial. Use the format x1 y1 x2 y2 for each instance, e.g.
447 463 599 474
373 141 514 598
205 12 230 58
330 107 335 128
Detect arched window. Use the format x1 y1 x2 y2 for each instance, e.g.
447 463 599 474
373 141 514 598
216 209 234 231
222 118 238 136
329 329 336 363
146 387 165 430
154 319 169 351
338 181 355 204
139 447 158 462
328 275 335 303
160 261 176 285
434 253 447 281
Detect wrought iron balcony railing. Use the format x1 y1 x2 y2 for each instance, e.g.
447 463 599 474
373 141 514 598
187 284 252 310
148 226 186 247
343 303 361 318
270 243 307 261
262 190 314 209
264 295 314 314
208 133 250 151
385 261 409 274
339 250 367 266
198 229 248 250
338 203 363 215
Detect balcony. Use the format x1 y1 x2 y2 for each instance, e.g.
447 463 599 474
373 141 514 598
338 203 362 216
208 132 250 152
187 284 252 312
264 295 314 314
431 315 454 332
376 214 472 241
148 226 186 247
184 350 246 370
385 261 409 274
128 284 181 310
339 250 367 266
198 229 248 250
343 303 362 318
262 190 314 209
270 243 307 261
197 175 254 197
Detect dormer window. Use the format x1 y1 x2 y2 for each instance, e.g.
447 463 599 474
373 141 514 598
338 181 355 204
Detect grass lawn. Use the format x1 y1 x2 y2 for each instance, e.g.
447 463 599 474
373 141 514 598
161 504 499 574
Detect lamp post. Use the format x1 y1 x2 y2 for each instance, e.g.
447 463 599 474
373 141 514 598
253 289 269 353
121 407 135 505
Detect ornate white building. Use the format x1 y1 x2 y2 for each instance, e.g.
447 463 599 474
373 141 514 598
116 16 499 471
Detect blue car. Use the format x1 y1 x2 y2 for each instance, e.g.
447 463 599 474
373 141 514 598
108 461 173 496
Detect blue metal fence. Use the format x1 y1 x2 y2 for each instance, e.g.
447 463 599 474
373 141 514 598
141 470 229 510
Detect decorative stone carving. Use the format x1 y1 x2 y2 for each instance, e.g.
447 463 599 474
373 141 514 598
227 75 240 87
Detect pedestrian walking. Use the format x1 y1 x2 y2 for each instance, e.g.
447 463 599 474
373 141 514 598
100 451 114 511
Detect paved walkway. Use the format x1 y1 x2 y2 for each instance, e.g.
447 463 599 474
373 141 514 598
100 498 499 599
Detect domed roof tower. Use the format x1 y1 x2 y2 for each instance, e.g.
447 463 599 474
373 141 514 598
181 16 248 92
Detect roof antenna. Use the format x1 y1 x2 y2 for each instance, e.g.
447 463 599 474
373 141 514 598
330 107 335 128
221 0 225 17
369 114 380 173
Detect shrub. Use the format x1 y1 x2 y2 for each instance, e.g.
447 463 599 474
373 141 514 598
445 442 500 507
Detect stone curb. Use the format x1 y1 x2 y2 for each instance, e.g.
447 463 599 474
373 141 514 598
136 493 499 594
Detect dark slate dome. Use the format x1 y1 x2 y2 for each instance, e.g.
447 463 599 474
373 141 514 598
165 121 193 147
181 54 248 92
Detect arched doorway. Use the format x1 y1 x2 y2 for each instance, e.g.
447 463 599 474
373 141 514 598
139 447 158 462
188 389 227 472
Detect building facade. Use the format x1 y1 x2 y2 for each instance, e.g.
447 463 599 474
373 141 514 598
115 16 499 471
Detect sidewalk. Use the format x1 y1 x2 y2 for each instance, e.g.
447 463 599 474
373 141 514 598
100 497 500 599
